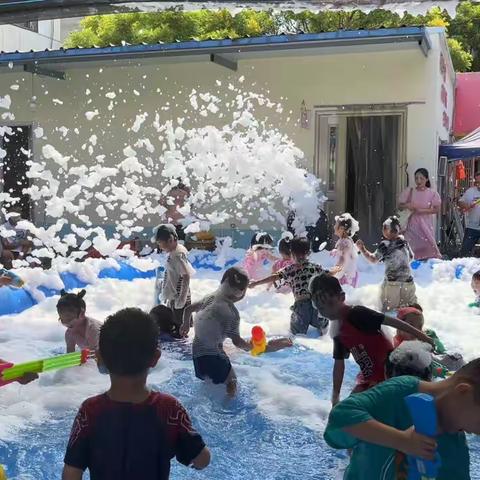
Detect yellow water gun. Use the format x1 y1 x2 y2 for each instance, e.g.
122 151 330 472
0 465 7 479
250 326 267 356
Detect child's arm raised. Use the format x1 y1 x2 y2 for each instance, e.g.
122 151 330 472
355 240 378 264
383 316 435 348
249 273 279 288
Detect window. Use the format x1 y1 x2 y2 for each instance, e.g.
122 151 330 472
328 125 338 191
13 21 39 33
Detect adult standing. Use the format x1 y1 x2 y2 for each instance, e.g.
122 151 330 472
398 168 441 260
458 171 480 257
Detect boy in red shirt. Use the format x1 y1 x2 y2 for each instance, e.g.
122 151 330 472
62 308 210 480
309 273 434 406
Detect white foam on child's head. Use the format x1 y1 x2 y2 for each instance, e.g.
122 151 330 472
390 340 433 371
334 212 359 237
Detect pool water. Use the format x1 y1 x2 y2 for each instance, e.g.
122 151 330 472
1 342 479 480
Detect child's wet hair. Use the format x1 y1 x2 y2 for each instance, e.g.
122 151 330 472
309 272 343 296
335 213 359 237
57 289 86 313
278 235 292 257
383 216 401 234
473 271 480 282
149 305 175 335
221 266 249 291
385 341 433 381
250 232 274 248
453 358 480 403
290 237 310 257
99 308 158 376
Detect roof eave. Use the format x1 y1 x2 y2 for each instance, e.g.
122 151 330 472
0 27 431 68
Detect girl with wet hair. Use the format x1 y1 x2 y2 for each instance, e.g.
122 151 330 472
357 216 417 312
243 232 278 281
57 289 102 353
331 213 360 287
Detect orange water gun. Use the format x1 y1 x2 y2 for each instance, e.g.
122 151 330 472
250 326 267 356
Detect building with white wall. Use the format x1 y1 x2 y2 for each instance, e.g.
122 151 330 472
0 20 61 52
0 26 455 247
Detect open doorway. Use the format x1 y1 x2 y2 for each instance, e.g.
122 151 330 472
0 125 32 219
345 116 399 246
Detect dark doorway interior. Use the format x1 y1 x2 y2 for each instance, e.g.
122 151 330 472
346 115 399 247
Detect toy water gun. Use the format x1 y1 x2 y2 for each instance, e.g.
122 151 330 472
250 326 267 356
431 360 451 379
0 268 24 288
0 349 93 387
405 393 441 480
0 465 6 480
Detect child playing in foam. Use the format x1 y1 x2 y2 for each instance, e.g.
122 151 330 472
57 290 102 353
394 305 464 374
470 270 480 308
243 233 278 281
324 358 480 480
385 340 434 381
250 237 329 335
357 215 417 312
270 233 294 293
181 267 292 397
63 308 210 479
154 224 195 336
331 213 359 288
309 273 434 405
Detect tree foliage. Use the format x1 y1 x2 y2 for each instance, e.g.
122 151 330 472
64 4 480 72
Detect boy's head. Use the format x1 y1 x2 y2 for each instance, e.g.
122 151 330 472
290 237 311 262
154 224 178 252
309 273 345 320
385 340 433 381
220 266 249 301
57 289 87 327
396 307 424 342
149 305 175 336
472 271 480 297
440 358 480 434
382 216 401 240
99 308 160 376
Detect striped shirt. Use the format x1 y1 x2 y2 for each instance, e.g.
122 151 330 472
192 294 240 359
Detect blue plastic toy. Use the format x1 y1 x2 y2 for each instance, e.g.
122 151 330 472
405 393 441 480
455 265 465 280
410 260 422 270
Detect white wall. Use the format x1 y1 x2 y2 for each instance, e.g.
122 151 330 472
0 29 449 238
0 21 61 52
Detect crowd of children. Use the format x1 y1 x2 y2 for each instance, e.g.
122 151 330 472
2 212 480 480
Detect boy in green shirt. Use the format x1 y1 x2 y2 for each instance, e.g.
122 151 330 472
324 358 480 480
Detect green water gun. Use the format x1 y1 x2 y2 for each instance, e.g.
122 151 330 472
0 350 93 387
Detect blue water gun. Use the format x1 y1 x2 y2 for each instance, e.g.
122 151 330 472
405 393 441 480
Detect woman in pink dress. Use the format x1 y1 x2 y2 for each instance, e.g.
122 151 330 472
398 168 441 260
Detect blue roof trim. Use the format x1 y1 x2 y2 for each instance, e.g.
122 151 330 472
0 27 430 66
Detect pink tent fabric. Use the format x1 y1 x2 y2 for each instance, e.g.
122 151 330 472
454 72 480 137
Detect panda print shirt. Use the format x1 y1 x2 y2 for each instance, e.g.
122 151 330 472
277 260 325 300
